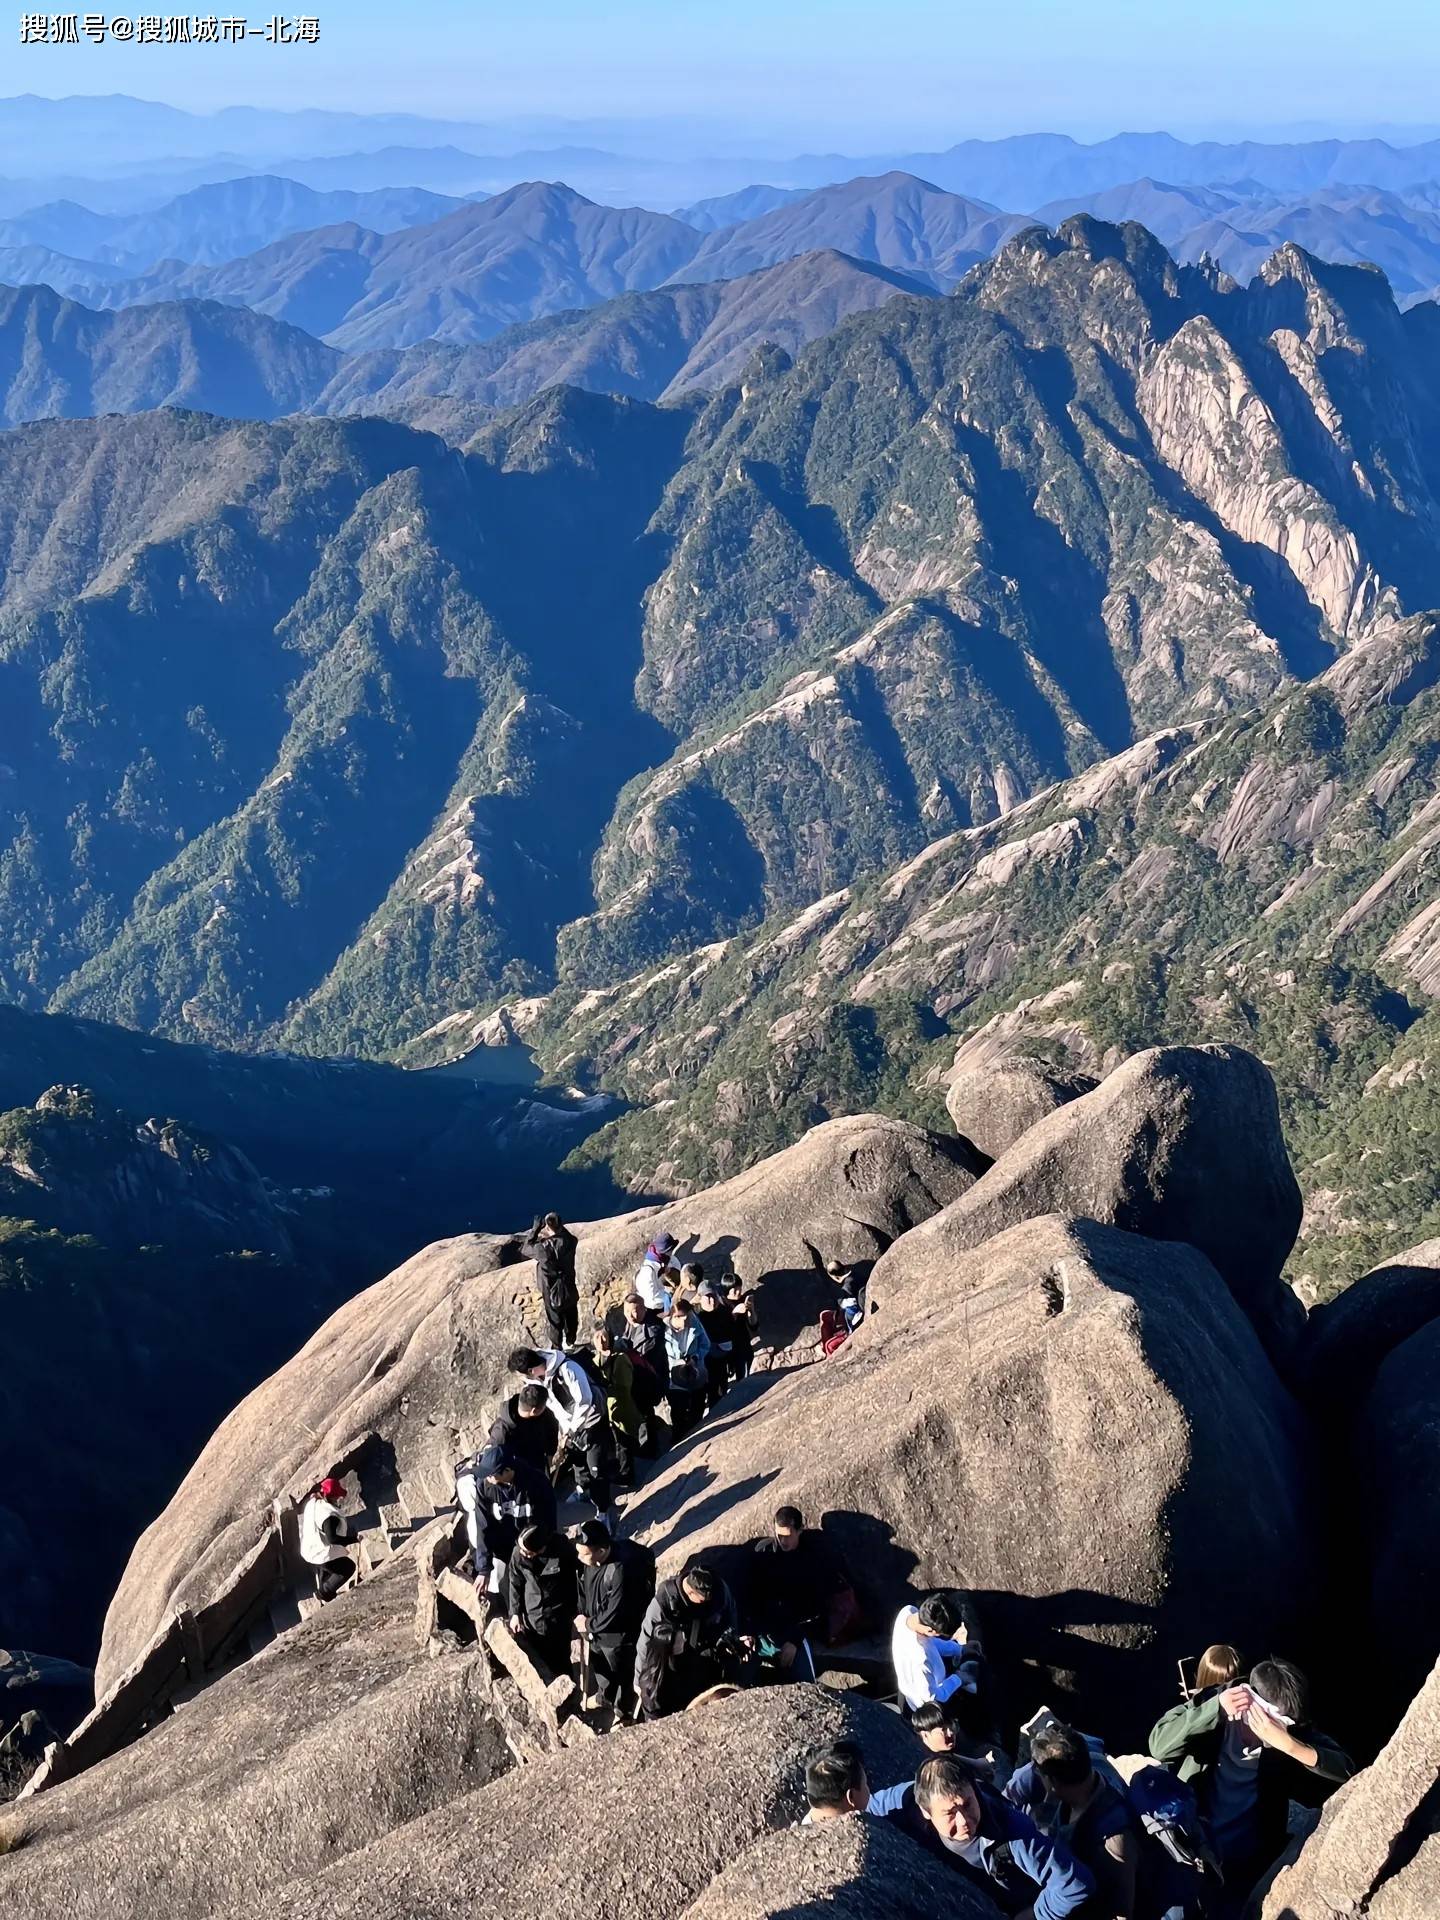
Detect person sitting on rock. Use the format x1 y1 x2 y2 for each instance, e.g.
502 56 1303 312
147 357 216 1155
662 1299 711 1440
634 1231 680 1312
521 1211 580 1350
825 1257 871 1329
299 1475 355 1602
1006 1721 1139 1920
1148 1656 1354 1898
486 1382 559 1476
634 1561 746 1719
870 1752 1094 1917
910 1700 1014 1788
748 1504 850 1675
573 1518 655 1723
721 1272 757 1378
803 1739 872 1824
891 1593 983 1713
508 1345 613 1522
501 1524 577 1678
455 1444 555 1595
619 1291 669 1455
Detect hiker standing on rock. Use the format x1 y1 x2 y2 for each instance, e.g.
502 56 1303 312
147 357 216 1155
523 1212 580 1350
620 1292 669 1456
662 1298 711 1440
501 1524 577 1677
722 1272 757 1378
508 1345 613 1522
573 1518 655 1723
591 1322 642 1490
299 1475 355 1602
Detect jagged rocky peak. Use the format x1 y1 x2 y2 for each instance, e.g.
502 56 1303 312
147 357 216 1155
1252 239 1404 353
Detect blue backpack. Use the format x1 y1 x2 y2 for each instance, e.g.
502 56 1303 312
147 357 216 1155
1083 1741 1219 1919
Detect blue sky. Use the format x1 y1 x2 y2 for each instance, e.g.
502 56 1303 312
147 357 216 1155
11 0 1440 146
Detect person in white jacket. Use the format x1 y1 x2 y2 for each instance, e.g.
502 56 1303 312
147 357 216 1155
299 1475 355 1601
634 1231 681 1312
508 1345 613 1520
891 1594 982 1712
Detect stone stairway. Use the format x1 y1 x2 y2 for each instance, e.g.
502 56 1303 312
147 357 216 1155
241 1459 458 1664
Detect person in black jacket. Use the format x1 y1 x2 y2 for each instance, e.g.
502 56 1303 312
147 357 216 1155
748 1505 847 1675
456 1446 556 1594
522 1212 580 1350
502 1525 577 1675
634 1564 747 1719
620 1292 669 1455
573 1518 656 1721
486 1384 560 1475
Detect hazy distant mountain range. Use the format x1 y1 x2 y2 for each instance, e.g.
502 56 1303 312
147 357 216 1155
0 251 931 430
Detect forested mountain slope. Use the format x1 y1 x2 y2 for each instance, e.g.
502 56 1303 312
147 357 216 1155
1 217 1439 1152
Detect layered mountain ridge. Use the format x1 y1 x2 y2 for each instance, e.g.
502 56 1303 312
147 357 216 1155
3 215 1440 1287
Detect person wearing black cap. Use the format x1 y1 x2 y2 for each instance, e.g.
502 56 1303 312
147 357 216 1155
522 1212 580 1350
573 1518 656 1721
454 1444 556 1595
502 1524 578 1676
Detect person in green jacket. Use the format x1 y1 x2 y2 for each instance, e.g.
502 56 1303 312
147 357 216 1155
593 1321 641 1489
1148 1656 1353 1900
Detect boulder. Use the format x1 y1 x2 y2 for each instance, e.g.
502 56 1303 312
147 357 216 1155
682 1816 995 1920
1260 1650 1440 1920
624 1213 1313 1745
1361 1315 1440 1715
263 1687 925 1920
917 1045 1305 1361
98 1116 976 1693
1300 1237 1440 1403
0 1551 510 1919
944 1052 1096 1158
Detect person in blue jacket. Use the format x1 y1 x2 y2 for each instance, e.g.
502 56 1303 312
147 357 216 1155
870 1752 1094 1919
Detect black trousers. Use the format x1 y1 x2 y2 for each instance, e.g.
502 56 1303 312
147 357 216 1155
315 1555 354 1601
566 1429 612 1513
585 1635 635 1712
545 1290 578 1347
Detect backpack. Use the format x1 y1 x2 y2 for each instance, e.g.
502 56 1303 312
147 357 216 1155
819 1308 850 1356
563 1343 609 1398
1077 1740 1218 1920
1122 1761 1221 1917
627 1346 663 1411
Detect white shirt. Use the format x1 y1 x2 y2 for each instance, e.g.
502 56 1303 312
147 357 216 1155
634 1255 675 1312
891 1604 969 1711
542 1349 601 1436
299 1496 348 1566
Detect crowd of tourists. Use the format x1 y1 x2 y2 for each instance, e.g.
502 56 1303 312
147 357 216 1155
298 1214 1354 1920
